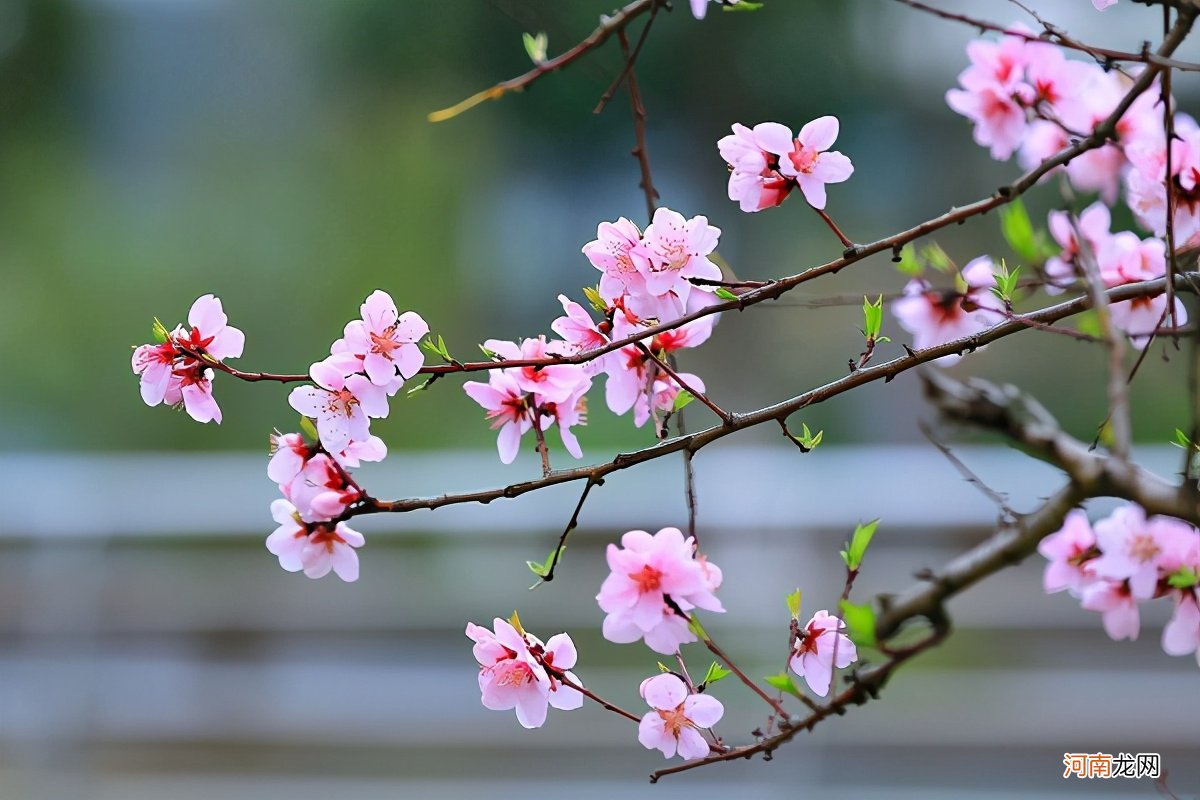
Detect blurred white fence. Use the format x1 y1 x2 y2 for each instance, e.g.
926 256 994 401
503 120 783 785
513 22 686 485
0 446 1196 799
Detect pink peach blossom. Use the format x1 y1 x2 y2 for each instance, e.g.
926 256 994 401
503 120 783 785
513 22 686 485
754 118 854 209
288 358 389 454
338 290 428 387
466 618 583 729
463 371 531 464
265 499 365 582
637 673 722 760
1038 509 1098 595
789 610 858 697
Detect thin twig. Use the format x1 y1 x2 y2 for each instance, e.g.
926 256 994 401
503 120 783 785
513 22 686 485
594 1 660 114
542 478 600 582
618 28 660 222
555 672 641 724
919 419 1014 516
638 343 732 424
813 206 854 249
427 0 657 123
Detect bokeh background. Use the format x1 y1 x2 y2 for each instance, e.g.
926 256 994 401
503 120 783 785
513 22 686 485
1 1 1198 798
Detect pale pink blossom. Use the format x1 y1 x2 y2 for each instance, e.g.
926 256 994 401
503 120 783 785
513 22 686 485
334 435 387 470
1162 589 1200 664
1090 504 1179 599
1045 203 1112 294
463 371 531 464
753 118 854 209
789 610 858 697
637 673 723 760
891 256 1004 365
268 432 312 486
1038 509 1098 595
466 618 583 729
947 83 1027 161
174 363 223 424
288 359 389 454
485 337 589 404
265 499 365 582
285 453 362 523
131 342 180 407
1080 579 1140 640
632 208 722 312
1093 0 1116 10
338 290 427 387
597 527 723 654
550 295 610 368
180 295 246 361
718 123 793 213
583 217 648 304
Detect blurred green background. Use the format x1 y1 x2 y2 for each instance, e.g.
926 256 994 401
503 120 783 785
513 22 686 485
1 0 1195 457
2 2 1200 799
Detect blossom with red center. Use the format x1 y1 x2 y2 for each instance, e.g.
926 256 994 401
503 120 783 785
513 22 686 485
891 256 1004 365
265 499 365 582
131 294 244 424
337 290 428 388
466 618 583 729
752 117 854 210
1038 509 1098 595
1044 203 1112 294
597 527 723 654
463 371 533 464
637 673 723 760
288 357 389 454
583 217 649 306
789 610 858 697
718 123 794 213
631 207 722 313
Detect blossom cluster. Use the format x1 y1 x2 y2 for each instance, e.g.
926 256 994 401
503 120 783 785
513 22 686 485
466 617 584 729
464 207 720 462
1040 504 1200 665
891 255 1004 366
268 290 427 582
717 117 854 212
131 294 245 424
597 527 724 654
948 27 1200 250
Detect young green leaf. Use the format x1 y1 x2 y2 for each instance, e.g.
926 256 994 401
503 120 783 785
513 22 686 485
687 615 708 640
151 317 171 344
1167 565 1199 589
999 199 1036 263
840 519 879 571
672 390 696 412
299 415 319 444
764 671 803 698
714 287 739 301
785 588 802 621
723 0 764 9
701 661 732 687
522 31 548 64
862 295 885 340
895 244 922 276
839 600 877 648
922 243 954 273
582 285 607 312
525 545 564 579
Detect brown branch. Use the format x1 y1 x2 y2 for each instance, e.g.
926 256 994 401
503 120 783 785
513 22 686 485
541 477 600 582
350 274 1200 520
427 0 657 123
638 343 732 424
895 0 1200 73
683 613 791 720
554 671 642 724
594 1 660 115
617 28 660 222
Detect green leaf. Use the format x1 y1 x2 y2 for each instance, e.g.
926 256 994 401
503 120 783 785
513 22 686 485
862 295 884 340
839 600 877 648
785 588 802 620
895 244 922 276
723 0 764 10
701 661 732 686
921 243 954 273
672 390 695 412
1172 428 1195 450
522 31 548 64
582 285 607 312
714 287 739 301
421 335 452 362
687 615 708 640
508 610 525 636
1167 565 1199 589
299 415 319 444
478 344 497 359
526 545 564 579
990 259 1021 304
841 519 879 571
999 199 1039 263
151 317 171 344
764 671 803 698
1075 310 1102 338
656 661 672 673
